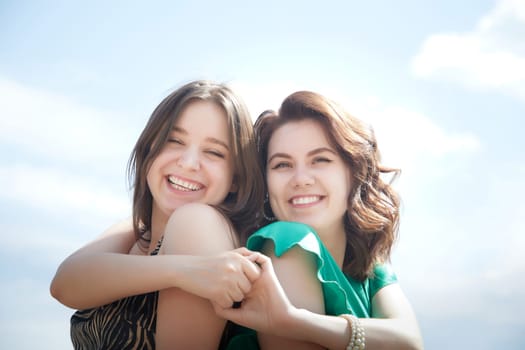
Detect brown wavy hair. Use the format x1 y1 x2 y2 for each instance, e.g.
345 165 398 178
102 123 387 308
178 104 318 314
254 91 400 280
127 80 264 246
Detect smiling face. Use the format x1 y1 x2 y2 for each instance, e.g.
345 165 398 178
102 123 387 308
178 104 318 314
146 100 235 225
266 118 353 238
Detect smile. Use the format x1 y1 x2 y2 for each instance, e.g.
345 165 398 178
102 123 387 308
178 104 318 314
167 175 203 192
290 195 322 205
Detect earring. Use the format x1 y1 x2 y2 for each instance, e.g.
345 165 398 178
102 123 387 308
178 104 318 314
263 193 276 222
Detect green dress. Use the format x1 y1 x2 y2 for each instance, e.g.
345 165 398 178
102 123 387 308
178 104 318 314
224 221 398 349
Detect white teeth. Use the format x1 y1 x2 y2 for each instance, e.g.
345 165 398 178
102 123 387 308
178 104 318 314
292 196 320 205
168 176 202 191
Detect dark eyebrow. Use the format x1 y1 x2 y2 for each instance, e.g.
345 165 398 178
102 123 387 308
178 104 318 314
267 152 291 164
171 126 230 150
267 147 336 163
308 147 337 157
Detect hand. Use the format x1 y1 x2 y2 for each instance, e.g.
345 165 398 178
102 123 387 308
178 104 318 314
178 248 261 308
212 252 295 336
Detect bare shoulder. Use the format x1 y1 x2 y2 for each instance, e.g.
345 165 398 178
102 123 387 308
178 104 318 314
166 203 232 233
164 203 237 251
261 240 317 268
261 240 319 286
260 240 324 312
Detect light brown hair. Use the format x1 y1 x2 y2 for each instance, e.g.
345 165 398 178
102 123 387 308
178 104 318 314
127 80 264 245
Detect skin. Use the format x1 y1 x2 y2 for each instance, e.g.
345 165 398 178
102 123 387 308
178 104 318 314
215 119 423 350
50 100 260 349
266 119 352 265
146 100 237 243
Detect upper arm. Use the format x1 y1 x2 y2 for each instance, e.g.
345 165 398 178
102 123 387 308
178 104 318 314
369 283 424 349
371 283 418 320
50 217 139 308
262 241 325 314
70 217 136 256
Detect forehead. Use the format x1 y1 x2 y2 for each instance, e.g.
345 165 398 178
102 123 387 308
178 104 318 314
174 100 231 141
269 119 332 153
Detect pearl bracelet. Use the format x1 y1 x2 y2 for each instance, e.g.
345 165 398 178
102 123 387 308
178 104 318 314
340 314 365 350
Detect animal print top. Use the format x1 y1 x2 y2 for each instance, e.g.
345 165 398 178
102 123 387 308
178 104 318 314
70 241 162 350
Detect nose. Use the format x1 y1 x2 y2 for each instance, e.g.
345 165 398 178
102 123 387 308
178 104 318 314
177 147 201 171
291 166 314 188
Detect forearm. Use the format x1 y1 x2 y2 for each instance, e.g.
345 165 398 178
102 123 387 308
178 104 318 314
279 308 350 350
359 317 423 350
51 253 189 310
281 308 422 350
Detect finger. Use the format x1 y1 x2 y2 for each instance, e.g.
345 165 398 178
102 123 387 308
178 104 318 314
242 256 262 282
212 301 231 317
229 287 244 305
234 247 254 256
248 252 272 270
213 303 238 321
217 294 234 309
237 275 252 295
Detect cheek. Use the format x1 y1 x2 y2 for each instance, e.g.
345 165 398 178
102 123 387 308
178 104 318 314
212 161 235 189
149 152 165 172
265 172 281 192
145 160 158 185
145 165 159 197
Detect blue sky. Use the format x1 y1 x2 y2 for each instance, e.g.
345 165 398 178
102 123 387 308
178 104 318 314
1 0 524 348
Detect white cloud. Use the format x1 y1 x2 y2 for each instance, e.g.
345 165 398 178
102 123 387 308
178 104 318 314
233 80 481 172
0 77 133 233
0 77 135 165
353 102 481 169
0 162 130 220
394 159 525 332
412 0 525 99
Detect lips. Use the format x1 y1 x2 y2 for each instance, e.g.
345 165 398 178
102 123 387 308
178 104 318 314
290 195 322 205
167 175 203 192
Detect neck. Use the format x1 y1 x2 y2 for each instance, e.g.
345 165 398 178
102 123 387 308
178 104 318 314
316 223 347 268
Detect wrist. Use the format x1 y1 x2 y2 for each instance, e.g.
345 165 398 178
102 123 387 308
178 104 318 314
340 314 365 350
162 254 191 289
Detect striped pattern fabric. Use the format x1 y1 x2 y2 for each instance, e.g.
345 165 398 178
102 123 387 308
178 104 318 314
70 240 162 349
70 291 158 349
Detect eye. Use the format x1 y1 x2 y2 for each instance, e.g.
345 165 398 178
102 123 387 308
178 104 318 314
270 161 291 170
205 149 225 159
313 156 332 164
167 137 183 145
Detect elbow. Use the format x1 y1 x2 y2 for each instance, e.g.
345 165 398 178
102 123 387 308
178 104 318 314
413 336 425 350
49 275 61 301
49 277 67 305
388 321 424 350
49 275 77 309
407 340 424 350
404 331 424 350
